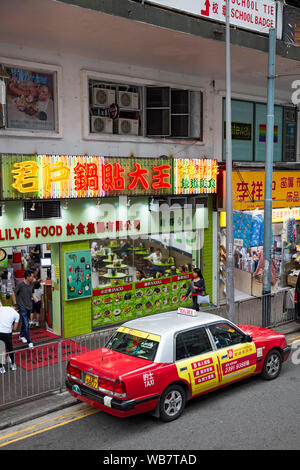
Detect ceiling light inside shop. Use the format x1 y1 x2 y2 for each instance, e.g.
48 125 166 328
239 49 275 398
30 203 36 211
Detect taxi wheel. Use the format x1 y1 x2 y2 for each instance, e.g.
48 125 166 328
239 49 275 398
261 349 282 380
159 384 186 422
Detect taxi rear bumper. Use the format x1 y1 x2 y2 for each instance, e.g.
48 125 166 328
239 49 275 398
66 379 160 414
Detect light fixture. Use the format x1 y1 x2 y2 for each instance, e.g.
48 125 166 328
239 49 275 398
96 198 101 207
62 200 68 210
30 202 36 212
1 203 5 214
126 198 131 207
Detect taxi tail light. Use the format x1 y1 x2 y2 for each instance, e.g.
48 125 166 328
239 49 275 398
114 379 127 398
67 362 81 381
99 377 114 393
98 377 127 398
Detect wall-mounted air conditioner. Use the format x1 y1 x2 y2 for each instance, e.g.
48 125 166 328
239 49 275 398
92 88 115 107
91 116 113 134
118 118 139 136
118 91 139 110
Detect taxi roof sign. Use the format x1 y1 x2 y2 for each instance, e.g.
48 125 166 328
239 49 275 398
178 307 198 317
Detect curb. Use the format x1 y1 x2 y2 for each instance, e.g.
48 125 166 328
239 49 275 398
0 392 77 431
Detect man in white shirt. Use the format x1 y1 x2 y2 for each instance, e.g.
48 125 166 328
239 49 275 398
0 304 20 373
147 248 165 275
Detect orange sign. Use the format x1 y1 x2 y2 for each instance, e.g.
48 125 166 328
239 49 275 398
232 171 300 210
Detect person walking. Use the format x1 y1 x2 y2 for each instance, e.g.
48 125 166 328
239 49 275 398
183 268 206 311
30 281 43 328
0 304 20 373
12 270 38 349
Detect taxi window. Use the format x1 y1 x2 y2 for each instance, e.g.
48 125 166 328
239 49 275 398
209 323 244 349
176 328 212 361
106 331 159 361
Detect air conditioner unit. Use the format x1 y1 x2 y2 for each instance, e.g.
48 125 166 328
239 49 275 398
92 88 115 107
91 116 113 134
118 91 139 110
118 118 139 136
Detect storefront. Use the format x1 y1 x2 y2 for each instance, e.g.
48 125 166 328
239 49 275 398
218 167 300 301
0 154 218 338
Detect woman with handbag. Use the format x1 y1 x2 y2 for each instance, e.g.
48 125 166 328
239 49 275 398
183 268 207 311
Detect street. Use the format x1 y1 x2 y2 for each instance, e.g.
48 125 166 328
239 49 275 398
1 332 299 451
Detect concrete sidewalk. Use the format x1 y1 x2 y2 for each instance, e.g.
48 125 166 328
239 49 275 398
0 390 77 431
0 321 299 432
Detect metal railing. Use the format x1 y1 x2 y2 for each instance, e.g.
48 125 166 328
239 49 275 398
203 288 295 327
0 327 116 410
0 289 295 409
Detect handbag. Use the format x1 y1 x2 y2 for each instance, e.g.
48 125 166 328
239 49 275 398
197 293 210 304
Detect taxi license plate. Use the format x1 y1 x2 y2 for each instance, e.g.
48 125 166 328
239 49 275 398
85 374 98 389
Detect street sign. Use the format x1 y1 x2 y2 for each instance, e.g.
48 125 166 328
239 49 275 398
147 0 276 35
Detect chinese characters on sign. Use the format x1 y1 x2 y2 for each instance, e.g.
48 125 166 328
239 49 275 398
232 171 300 210
147 0 276 34
174 158 218 194
2 155 218 199
0 219 141 243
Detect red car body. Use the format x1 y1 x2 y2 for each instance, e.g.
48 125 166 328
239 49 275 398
66 312 291 420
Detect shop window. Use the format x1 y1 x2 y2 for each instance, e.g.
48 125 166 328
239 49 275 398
175 328 212 361
283 107 297 162
23 201 61 220
222 98 297 162
1 62 59 133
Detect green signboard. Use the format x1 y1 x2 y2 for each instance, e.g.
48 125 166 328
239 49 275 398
91 273 194 328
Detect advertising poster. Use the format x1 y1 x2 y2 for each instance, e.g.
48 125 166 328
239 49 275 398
65 250 92 301
0 249 8 268
91 274 193 328
6 67 56 131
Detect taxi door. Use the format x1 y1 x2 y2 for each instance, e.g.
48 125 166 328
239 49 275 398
175 327 221 397
207 322 257 385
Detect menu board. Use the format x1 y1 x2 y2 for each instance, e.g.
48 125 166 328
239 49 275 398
92 273 194 328
65 250 92 301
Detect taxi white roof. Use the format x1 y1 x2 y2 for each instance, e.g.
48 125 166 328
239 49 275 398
123 310 225 337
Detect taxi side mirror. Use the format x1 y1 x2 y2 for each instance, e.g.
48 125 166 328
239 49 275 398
243 334 253 343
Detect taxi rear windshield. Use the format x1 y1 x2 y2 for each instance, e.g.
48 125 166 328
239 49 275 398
106 331 159 361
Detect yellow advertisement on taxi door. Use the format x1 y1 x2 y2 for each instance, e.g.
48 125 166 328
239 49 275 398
176 351 221 396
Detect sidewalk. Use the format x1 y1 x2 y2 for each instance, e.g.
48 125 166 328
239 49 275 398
0 321 299 431
0 390 76 431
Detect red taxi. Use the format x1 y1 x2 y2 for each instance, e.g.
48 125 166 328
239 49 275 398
66 309 291 422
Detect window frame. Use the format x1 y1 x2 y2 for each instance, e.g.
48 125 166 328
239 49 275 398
174 326 214 362
221 96 297 163
207 321 246 350
0 56 62 139
81 69 204 145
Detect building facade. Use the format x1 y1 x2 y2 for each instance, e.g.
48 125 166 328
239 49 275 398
1 0 300 338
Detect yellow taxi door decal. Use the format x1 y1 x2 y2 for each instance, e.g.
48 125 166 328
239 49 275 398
176 351 221 396
217 342 257 384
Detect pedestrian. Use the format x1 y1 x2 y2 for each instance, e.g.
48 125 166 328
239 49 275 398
183 268 206 311
30 281 43 328
12 270 38 349
0 304 20 373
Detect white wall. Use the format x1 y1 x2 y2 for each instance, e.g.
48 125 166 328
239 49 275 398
0 41 296 162
0 42 215 159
